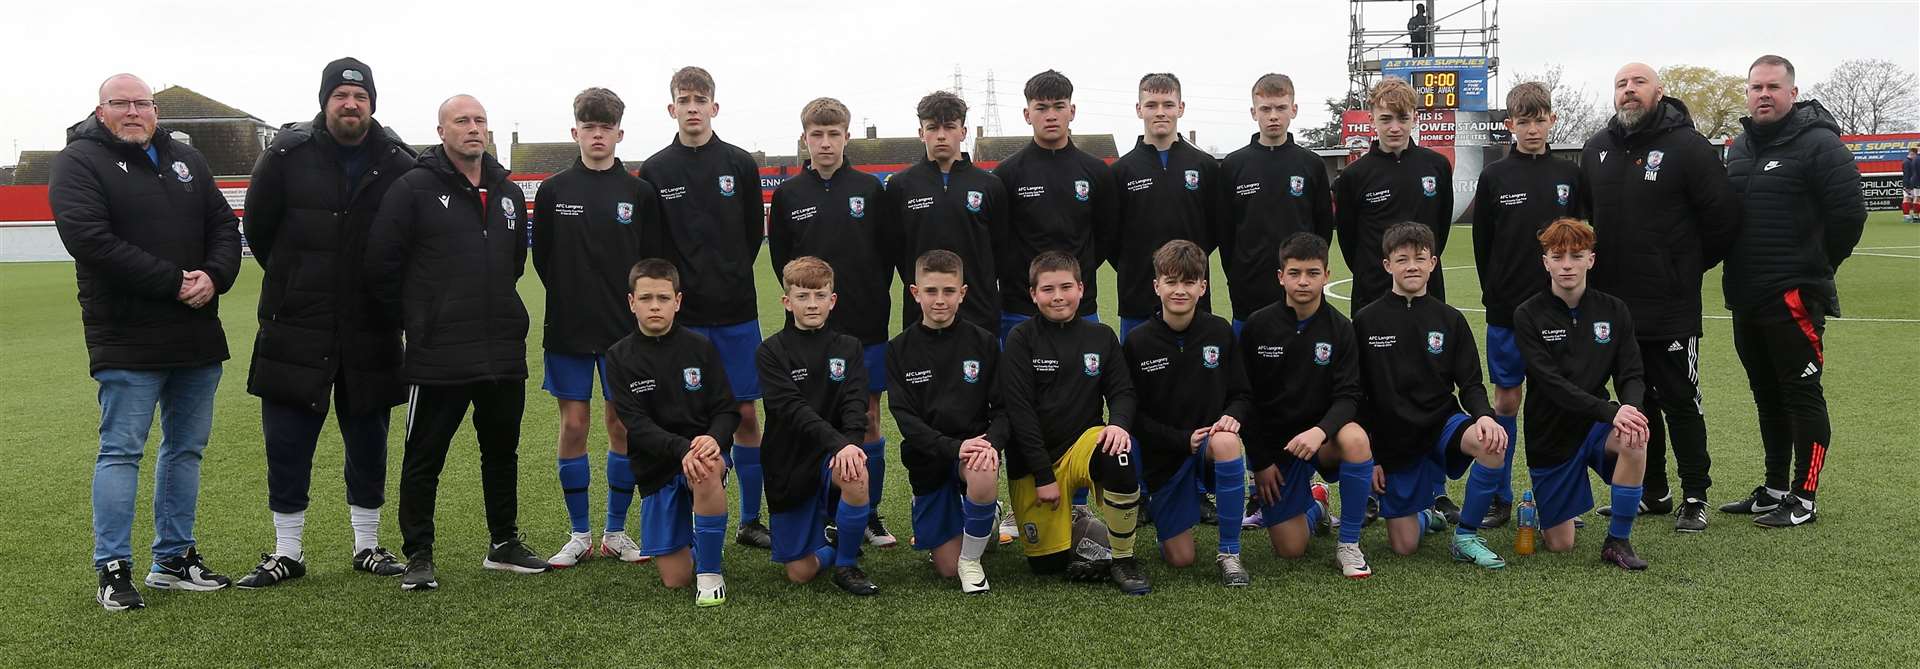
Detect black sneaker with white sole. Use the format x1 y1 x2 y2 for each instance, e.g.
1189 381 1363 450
401 559 437 591
236 553 306 589
736 519 773 549
1753 494 1817 529
1674 498 1709 533
97 560 145 611
353 547 406 576
1718 486 1785 514
832 566 879 596
145 547 230 591
1432 495 1461 525
1109 556 1151 595
1480 498 1513 529
1599 494 1674 518
482 538 551 574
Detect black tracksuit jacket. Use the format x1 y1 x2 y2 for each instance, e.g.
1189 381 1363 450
881 156 1006 331
1723 100 1865 318
1122 313 1251 489
639 134 764 327
1237 301 1363 472
999 317 1135 487
606 326 741 496
1334 141 1454 307
768 164 892 344
1471 146 1584 328
886 320 1008 495
532 158 661 354
1109 136 1224 318
1513 288 1645 467
1219 133 1333 321
1353 293 1493 471
756 325 868 512
990 138 1117 318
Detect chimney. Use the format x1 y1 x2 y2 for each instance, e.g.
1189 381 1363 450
976 125 985 139
512 131 520 146
865 124 877 140
1187 130 1196 144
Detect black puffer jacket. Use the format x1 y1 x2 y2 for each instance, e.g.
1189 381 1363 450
365 146 529 385
1723 100 1865 317
1577 97 1742 339
50 116 242 373
244 116 415 414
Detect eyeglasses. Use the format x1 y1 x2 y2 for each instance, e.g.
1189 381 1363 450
103 99 157 113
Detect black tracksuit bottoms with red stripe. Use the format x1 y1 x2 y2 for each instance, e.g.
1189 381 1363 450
398 380 525 560
1732 288 1832 500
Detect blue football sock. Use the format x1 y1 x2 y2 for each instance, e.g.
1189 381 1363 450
1305 497 1325 530
834 500 871 567
861 439 887 512
1609 484 1643 540
1214 455 1246 554
558 455 591 534
962 496 997 539
1456 461 1502 536
1494 415 1519 504
605 451 635 533
813 544 836 569
1417 507 1432 534
1339 460 1373 544
1072 487 1090 507
734 445 763 523
1433 478 1448 500
693 512 727 574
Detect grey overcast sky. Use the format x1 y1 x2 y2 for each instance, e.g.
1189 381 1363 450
4 0 1916 166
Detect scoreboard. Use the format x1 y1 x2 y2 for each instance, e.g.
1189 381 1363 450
1381 57 1490 111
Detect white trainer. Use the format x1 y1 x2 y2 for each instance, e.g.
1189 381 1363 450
548 532 594 568
695 573 727 607
1335 542 1373 579
599 531 646 563
956 557 990 595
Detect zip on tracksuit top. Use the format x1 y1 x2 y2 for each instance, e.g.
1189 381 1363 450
881 155 1007 331
1512 288 1645 468
755 324 868 512
1334 140 1454 307
990 138 1117 318
886 320 1009 496
1219 133 1333 321
605 325 742 497
1122 312 1251 489
639 133 764 327
1237 301 1363 472
1471 147 1584 328
1109 136 1225 319
768 164 892 345
1352 292 1492 471
532 157 662 354
999 317 1136 487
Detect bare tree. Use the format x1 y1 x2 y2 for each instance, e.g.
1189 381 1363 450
1509 64 1607 144
1809 58 1920 134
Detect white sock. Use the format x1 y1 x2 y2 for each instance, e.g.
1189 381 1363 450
960 531 990 562
349 505 380 553
273 511 305 561
1764 487 1788 499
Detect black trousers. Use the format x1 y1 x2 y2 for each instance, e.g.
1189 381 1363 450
1639 335 1712 501
1733 288 1831 500
263 382 391 514
398 380 525 560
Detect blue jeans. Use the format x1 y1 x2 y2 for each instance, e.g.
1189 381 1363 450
91 364 222 567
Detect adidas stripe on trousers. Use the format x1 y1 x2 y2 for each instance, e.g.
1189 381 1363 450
398 380 525 560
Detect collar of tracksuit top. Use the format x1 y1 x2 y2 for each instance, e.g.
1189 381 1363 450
1123 312 1249 488
1513 288 1645 468
1222 131 1333 320
888 320 1005 495
995 137 1108 318
1475 145 1581 328
1112 136 1218 319
1002 315 1133 488
1354 292 1493 471
1239 300 1360 470
1338 139 1451 303
771 161 889 345
757 324 865 511
887 154 1001 329
534 156 654 355
644 132 759 327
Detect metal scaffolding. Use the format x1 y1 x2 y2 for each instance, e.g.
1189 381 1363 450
1348 0 1501 100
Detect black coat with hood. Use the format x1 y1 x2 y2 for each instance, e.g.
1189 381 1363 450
50 116 243 373
243 115 415 414
1577 97 1742 340
1723 100 1865 318
365 146 530 386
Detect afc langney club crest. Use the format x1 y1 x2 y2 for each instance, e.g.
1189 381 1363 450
171 161 193 183
1313 342 1333 366
1074 180 1090 201
1082 353 1101 376
849 196 866 219
965 190 984 213
1202 345 1221 369
1427 331 1445 354
1183 169 1200 190
1421 175 1438 197
1594 321 1613 344
683 367 703 391
828 357 847 382
615 202 634 224
718 175 736 197
962 359 981 383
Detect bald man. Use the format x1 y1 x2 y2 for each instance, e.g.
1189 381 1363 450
52 73 243 610
366 94 550 590
1575 63 1741 533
